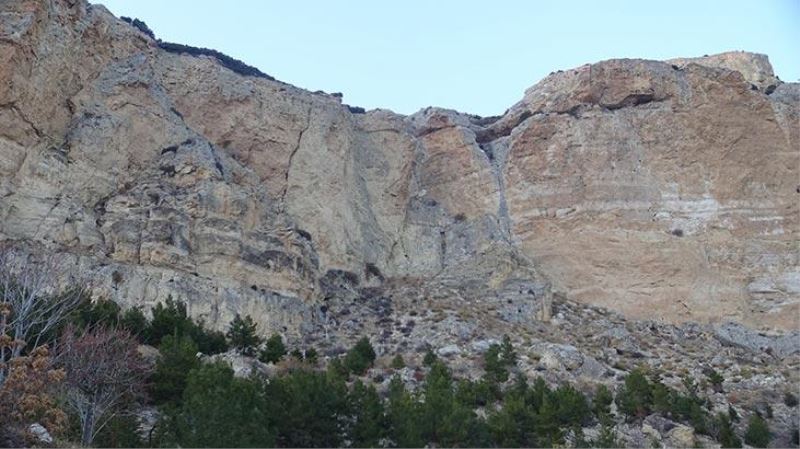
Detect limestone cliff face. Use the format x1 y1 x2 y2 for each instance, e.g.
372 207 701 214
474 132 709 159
0 0 797 333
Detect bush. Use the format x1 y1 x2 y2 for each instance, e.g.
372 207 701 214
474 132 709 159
707 368 724 392
616 368 653 420
226 314 262 356
744 414 771 448
391 354 406 369
120 16 155 39
0 346 67 445
344 337 376 375
259 333 286 364
157 41 275 80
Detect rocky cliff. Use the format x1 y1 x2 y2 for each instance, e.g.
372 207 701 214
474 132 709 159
1 0 798 336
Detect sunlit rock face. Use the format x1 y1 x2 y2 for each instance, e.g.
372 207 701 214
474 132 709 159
0 0 796 333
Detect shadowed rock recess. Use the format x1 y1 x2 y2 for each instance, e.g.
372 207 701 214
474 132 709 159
1 0 798 343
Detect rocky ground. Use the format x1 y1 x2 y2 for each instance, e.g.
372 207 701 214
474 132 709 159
174 277 799 447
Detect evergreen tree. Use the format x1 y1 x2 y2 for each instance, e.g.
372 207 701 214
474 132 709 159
593 384 614 419
488 393 535 447
343 337 376 375
189 319 229 355
147 296 192 345
162 362 275 447
270 369 349 447
348 380 385 447
552 384 592 428
714 412 742 448
69 297 121 330
386 374 424 448
616 368 653 420
119 307 148 340
417 361 480 447
537 393 565 446
530 376 551 411
484 343 509 383
93 414 145 448
226 314 262 356
499 334 517 367
151 334 200 405
651 380 672 415
259 333 287 364
327 357 349 379
744 414 771 448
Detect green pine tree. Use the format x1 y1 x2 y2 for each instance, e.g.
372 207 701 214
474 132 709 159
151 334 201 405
164 362 275 447
499 334 517 367
259 333 287 363
387 374 424 447
343 337 376 375
616 368 653 420
593 384 614 419
484 343 509 383
348 380 385 447
226 313 262 356
744 414 771 448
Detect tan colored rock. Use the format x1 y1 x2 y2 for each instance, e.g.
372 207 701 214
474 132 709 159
0 0 796 336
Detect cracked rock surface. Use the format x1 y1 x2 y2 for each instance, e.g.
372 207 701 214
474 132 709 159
0 0 797 338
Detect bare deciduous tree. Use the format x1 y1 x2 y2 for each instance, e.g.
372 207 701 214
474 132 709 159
58 324 148 446
0 247 86 382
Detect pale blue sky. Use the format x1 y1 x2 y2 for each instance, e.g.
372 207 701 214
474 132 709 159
97 0 799 116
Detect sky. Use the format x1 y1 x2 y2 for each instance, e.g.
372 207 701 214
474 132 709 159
97 0 799 117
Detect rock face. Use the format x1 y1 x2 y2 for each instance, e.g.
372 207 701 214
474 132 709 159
0 0 797 335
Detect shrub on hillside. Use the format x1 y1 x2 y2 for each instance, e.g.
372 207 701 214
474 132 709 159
344 337 376 375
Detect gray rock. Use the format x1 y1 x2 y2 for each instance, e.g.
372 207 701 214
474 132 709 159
713 321 800 358
437 344 462 357
471 338 499 353
27 423 52 445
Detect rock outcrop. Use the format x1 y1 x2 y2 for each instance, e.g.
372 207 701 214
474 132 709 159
0 0 797 336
